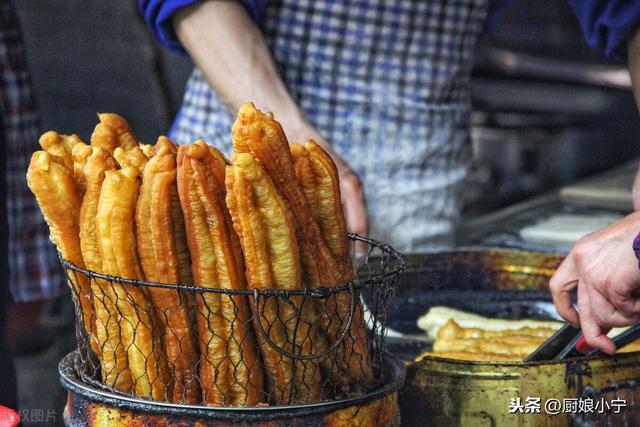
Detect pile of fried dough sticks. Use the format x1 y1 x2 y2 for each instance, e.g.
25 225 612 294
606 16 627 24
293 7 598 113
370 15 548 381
27 103 374 406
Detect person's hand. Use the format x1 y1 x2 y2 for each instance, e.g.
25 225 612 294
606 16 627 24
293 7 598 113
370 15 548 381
329 155 368 239
549 212 640 354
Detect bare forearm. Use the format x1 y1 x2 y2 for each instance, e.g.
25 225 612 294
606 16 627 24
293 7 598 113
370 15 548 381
174 1 369 235
627 27 640 210
174 0 308 138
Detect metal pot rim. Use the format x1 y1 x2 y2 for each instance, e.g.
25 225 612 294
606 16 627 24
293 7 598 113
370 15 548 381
417 350 640 367
59 351 406 420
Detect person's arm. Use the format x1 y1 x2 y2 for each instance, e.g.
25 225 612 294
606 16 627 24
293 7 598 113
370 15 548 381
550 33 640 353
174 0 368 239
626 27 640 209
550 213 640 354
550 4 640 354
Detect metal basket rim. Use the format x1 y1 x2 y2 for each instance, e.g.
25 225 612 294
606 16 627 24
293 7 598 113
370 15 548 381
59 351 406 419
60 233 405 296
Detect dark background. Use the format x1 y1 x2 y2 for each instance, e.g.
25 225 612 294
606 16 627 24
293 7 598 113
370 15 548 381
15 1 192 142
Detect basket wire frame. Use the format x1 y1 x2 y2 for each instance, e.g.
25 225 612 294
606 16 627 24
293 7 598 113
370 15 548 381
61 234 404 407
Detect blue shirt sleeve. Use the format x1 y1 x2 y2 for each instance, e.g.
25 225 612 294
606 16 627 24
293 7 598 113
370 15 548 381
568 0 640 62
483 0 513 33
139 0 269 54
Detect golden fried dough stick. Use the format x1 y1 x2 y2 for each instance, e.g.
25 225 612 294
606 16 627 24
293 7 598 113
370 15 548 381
192 139 248 288
156 138 192 285
26 152 97 354
291 141 352 278
433 336 547 357
98 113 138 149
136 140 200 404
78 147 132 390
62 134 83 151
114 146 148 172
437 319 557 341
433 321 549 358
303 141 352 275
290 144 318 217
72 142 92 196
97 167 167 400
177 143 264 406
90 113 138 153
226 152 323 404
231 103 340 288
291 141 375 393
139 143 154 158
152 136 177 155
39 131 75 171
90 122 118 154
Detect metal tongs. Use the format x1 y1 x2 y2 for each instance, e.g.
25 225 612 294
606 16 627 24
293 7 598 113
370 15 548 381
526 323 640 362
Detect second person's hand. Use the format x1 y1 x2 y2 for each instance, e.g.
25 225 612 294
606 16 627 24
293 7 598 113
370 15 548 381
549 212 640 354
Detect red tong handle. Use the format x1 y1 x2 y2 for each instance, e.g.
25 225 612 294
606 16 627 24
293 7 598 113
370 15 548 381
575 328 612 355
575 336 592 354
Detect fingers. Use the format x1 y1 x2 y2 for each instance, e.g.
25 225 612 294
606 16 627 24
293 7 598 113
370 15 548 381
549 254 580 326
341 170 368 235
340 170 368 258
577 282 616 355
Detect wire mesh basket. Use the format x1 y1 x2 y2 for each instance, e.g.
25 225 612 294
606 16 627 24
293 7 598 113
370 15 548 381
60 234 404 407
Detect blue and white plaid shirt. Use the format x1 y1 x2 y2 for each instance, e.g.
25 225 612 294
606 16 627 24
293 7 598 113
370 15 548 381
140 0 640 251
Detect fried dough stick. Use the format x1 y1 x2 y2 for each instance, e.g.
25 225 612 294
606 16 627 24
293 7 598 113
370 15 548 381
152 136 178 156
97 167 167 399
38 131 82 171
72 142 93 196
433 321 549 358
26 152 97 354
78 147 132 390
177 141 263 406
290 141 352 279
114 146 149 172
231 103 340 288
437 319 557 341
226 152 322 404
40 131 87 197
291 141 374 392
90 113 138 153
433 336 546 357
139 143 154 158
136 137 200 404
